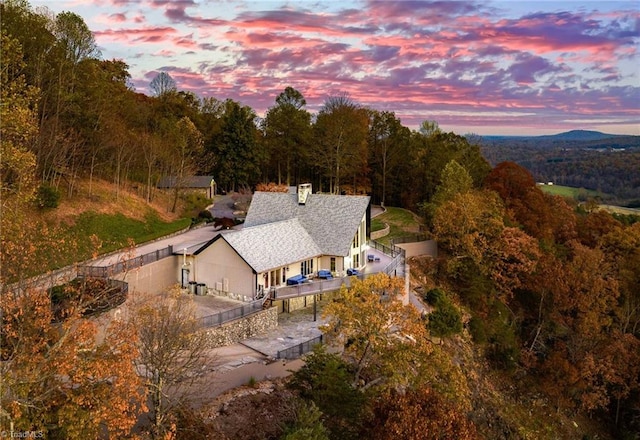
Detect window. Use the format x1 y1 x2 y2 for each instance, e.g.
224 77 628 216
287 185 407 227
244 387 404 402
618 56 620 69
330 257 336 272
300 259 314 275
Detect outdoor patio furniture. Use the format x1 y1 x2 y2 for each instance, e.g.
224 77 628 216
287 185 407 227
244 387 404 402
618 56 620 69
317 269 333 279
286 274 308 285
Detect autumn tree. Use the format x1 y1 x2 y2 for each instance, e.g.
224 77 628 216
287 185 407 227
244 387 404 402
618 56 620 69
167 116 204 212
431 189 505 273
255 182 289 192
421 159 474 224
365 386 478 440
321 274 432 390
1 286 145 438
413 130 491 207
600 223 640 336
131 289 215 439
529 241 628 413
0 31 74 283
262 87 312 185
313 94 369 194
485 162 555 240
0 31 38 218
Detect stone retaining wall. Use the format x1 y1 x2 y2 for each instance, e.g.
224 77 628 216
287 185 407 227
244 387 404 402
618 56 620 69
202 306 278 348
370 223 390 240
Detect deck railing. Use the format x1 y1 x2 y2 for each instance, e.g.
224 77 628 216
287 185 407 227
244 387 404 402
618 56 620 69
369 240 405 277
273 277 346 299
391 234 428 245
198 299 264 328
78 245 174 278
277 335 324 359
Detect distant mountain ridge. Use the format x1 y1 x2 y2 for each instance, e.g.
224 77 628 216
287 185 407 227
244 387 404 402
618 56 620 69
482 129 634 142
537 130 626 141
478 130 640 202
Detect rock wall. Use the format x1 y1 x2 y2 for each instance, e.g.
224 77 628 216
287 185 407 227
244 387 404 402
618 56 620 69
202 306 278 348
370 223 390 240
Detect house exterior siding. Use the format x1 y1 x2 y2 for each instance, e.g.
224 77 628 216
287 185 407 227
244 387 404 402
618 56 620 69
113 256 179 294
347 212 368 270
195 239 256 298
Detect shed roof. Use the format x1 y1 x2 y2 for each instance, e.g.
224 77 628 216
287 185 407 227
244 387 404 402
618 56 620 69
158 176 214 189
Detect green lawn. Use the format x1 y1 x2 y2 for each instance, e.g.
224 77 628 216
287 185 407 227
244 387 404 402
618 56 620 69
371 218 386 232
43 212 191 272
538 184 604 199
372 206 424 246
71 212 191 254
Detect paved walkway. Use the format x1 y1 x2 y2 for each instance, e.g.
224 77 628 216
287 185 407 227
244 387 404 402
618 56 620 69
89 194 241 267
241 305 326 358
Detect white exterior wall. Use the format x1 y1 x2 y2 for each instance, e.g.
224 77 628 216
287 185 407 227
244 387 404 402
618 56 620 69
113 257 179 294
194 240 256 298
348 212 367 269
318 255 344 275
257 257 320 290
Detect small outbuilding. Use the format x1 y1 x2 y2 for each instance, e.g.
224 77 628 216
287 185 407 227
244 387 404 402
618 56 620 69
158 176 216 199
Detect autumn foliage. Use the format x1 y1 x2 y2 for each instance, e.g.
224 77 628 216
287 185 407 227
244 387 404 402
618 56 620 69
366 386 478 440
255 182 290 192
429 160 640 435
0 288 146 438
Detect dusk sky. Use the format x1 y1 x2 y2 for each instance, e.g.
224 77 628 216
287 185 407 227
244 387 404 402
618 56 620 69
32 0 640 136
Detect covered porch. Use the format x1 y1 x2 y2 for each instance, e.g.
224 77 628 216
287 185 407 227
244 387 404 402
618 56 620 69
269 242 404 301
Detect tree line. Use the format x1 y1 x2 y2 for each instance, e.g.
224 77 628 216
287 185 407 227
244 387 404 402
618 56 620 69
425 160 640 436
1 0 490 212
480 136 640 204
3 1 640 438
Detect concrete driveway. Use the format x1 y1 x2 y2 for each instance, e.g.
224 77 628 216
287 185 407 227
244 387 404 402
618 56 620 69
209 194 236 219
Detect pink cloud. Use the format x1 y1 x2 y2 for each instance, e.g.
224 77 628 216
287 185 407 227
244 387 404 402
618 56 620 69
95 26 178 43
108 13 127 23
82 0 639 134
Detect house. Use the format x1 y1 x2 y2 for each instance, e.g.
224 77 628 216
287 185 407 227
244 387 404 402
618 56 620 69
157 175 216 199
182 184 371 300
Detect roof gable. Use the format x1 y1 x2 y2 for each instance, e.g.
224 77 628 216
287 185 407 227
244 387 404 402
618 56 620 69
219 218 321 273
244 192 370 256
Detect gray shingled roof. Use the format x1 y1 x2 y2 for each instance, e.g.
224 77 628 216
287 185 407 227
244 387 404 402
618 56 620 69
244 192 370 257
221 218 321 273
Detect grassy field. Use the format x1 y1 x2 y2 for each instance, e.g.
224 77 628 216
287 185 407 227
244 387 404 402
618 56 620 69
70 212 191 259
32 179 203 273
538 184 604 199
372 206 424 246
599 205 640 216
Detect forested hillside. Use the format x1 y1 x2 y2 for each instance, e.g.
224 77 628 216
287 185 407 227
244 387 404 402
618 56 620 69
1 1 489 213
2 2 639 439
480 133 640 204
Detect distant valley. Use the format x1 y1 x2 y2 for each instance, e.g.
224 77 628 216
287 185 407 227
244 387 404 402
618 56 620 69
479 130 640 205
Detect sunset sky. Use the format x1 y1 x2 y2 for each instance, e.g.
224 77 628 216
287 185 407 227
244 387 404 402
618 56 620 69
32 0 640 136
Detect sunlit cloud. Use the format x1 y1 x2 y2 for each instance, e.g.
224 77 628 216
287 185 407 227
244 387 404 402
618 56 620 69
32 0 640 135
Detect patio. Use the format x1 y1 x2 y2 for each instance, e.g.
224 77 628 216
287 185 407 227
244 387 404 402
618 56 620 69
271 246 402 300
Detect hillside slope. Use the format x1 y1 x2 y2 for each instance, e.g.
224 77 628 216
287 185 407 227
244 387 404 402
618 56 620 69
28 179 196 274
